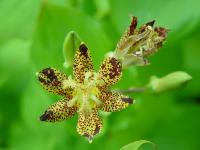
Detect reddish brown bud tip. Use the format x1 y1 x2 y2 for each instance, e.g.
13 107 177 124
155 27 169 38
129 16 138 35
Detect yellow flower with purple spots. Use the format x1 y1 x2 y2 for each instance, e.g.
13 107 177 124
37 43 134 143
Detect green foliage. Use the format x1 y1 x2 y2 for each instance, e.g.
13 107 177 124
120 140 155 150
0 0 200 150
0 0 40 43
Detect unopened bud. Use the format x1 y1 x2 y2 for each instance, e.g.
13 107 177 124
63 31 82 68
148 71 192 93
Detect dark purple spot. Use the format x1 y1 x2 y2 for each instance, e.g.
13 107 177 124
79 43 88 57
41 68 52 75
39 68 60 86
108 57 122 79
40 111 53 121
94 126 100 135
121 97 133 104
38 76 47 84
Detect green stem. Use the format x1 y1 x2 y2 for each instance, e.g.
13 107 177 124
114 87 146 94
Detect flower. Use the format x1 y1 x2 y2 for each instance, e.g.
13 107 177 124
114 16 169 67
37 43 135 143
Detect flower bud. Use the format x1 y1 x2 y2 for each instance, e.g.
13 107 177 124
148 71 192 93
63 31 82 68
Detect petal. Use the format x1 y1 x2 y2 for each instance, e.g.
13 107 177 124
98 90 134 112
37 67 74 99
126 16 138 36
73 43 94 83
77 109 102 143
116 16 138 52
99 57 122 88
40 99 77 122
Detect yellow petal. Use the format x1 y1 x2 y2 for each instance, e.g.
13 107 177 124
77 109 102 143
40 99 77 122
98 90 134 112
73 43 94 83
37 67 74 99
99 57 122 88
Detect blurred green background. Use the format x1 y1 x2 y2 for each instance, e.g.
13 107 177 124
0 0 200 150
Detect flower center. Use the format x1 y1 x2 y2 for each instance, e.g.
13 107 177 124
66 72 102 114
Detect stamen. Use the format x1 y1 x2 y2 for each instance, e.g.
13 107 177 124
67 97 77 107
84 72 93 84
63 75 76 89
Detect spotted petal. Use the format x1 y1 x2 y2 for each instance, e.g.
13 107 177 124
37 67 74 99
98 90 134 112
99 57 122 88
40 99 77 122
77 109 102 143
73 43 94 83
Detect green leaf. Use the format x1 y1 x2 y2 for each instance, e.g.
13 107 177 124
120 140 156 150
94 0 110 19
48 0 67 6
0 0 41 43
110 0 200 34
63 31 82 68
31 3 112 70
0 39 31 89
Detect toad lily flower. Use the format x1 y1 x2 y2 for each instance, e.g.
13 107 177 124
37 43 134 143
